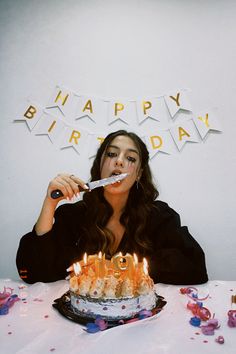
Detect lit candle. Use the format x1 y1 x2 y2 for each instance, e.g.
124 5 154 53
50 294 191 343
81 252 89 274
133 253 138 282
73 262 81 276
83 252 88 265
133 253 138 268
143 258 149 276
95 251 106 278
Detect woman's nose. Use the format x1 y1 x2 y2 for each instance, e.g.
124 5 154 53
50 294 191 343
115 155 124 167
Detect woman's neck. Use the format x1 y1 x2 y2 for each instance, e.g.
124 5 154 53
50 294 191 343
104 191 129 218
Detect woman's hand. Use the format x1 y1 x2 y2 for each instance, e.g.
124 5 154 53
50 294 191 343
47 173 88 201
35 173 88 235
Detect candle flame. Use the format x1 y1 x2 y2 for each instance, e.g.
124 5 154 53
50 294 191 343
133 253 138 266
83 252 88 265
73 262 81 276
143 258 148 275
98 251 102 259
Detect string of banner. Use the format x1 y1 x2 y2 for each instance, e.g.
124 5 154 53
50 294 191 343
14 85 222 159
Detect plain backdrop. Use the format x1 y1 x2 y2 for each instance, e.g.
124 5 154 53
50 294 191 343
0 0 235 281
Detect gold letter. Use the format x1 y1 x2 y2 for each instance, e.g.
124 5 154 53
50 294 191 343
48 120 56 133
178 127 190 141
82 99 93 114
143 101 152 115
150 135 163 149
198 113 209 128
114 102 124 116
69 130 81 144
55 90 69 106
24 105 37 119
97 137 104 144
170 92 180 106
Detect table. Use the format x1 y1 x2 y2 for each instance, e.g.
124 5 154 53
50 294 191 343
0 279 235 354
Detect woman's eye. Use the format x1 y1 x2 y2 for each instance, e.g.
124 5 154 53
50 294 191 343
127 156 136 163
106 151 117 158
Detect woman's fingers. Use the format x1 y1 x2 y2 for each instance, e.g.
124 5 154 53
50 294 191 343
70 175 89 192
48 173 88 201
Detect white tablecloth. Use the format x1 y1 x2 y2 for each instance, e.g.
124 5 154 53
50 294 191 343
0 279 235 354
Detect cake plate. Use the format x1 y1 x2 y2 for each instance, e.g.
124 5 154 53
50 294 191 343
52 291 167 329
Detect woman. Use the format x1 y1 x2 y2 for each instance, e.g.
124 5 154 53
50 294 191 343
16 130 208 285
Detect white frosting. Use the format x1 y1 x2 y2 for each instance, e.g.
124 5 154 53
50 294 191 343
70 290 157 320
69 256 156 320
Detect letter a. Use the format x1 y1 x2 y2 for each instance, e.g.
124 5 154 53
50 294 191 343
178 127 190 141
82 100 93 114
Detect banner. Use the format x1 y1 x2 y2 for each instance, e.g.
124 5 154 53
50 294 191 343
14 85 222 159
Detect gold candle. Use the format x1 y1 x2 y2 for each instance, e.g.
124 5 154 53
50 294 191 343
111 252 135 280
95 251 106 278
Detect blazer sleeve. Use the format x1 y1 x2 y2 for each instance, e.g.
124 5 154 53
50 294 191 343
149 201 208 285
16 203 83 284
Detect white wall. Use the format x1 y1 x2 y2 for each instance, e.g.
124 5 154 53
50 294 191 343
0 0 235 280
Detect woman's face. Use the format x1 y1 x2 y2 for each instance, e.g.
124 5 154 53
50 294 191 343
100 135 142 196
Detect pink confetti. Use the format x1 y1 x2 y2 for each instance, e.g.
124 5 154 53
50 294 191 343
18 286 26 290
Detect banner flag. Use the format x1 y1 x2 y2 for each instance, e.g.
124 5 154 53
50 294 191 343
14 86 222 159
60 126 88 154
14 101 44 131
164 90 192 118
34 113 66 143
87 131 107 158
169 119 199 151
192 109 222 139
144 130 174 158
136 98 163 124
108 99 131 125
45 85 75 118
74 95 106 123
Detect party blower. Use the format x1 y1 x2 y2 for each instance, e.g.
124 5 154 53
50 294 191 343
51 173 128 199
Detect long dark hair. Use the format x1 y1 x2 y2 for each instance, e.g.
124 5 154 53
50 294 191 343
81 130 159 256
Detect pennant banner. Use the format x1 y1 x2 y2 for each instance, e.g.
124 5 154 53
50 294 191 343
60 126 89 154
169 119 199 151
74 95 106 123
15 101 44 131
14 85 222 159
192 109 222 139
164 90 192 118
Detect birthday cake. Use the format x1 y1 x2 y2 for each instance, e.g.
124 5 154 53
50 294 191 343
68 252 158 320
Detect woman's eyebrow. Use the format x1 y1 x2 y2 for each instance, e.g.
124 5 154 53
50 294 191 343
108 144 139 155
